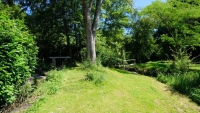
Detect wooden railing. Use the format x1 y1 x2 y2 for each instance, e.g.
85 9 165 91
122 59 136 69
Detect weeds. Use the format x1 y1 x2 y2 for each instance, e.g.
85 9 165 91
35 70 62 96
81 59 107 85
170 72 200 94
190 88 200 104
85 72 106 85
157 72 200 104
26 70 63 112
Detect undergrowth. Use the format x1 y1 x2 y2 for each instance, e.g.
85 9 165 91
80 59 107 85
26 70 63 112
157 72 200 104
28 60 108 112
85 72 106 85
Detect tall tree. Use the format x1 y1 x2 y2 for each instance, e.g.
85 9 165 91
23 0 83 62
82 0 103 63
101 0 134 60
127 16 157 62
142 0 200 59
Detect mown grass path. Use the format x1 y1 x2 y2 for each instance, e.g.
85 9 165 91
26 68 200 113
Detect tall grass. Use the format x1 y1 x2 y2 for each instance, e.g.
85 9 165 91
26 69 63 112
190 88 200 104
80 59 107 85
170 72 200 94
157 72 200 104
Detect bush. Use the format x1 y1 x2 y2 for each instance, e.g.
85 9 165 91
15 81 34 104
170 72 200 94
35 70 62 96
85 72 106 85
96 36 121 67
157 73 170 84
0 4 37 104
46 70 62 83
158 72 200 94
81 59 95 69
157 71 200 105
168 49 191 74
25 70 63 113
190 88 200 104
80 60 106 85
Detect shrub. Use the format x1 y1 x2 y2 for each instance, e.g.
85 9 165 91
170 72 200 94
15 81 34 104
81 59 95 69
34 70 62 96
190 88 200 104
157 73 170 84
85 72 106 85
81 60 106 85
168 48 191 74
157 72 200 95
46 70 61 83
25 70 63 113
97 46 121 67
0 4 37 104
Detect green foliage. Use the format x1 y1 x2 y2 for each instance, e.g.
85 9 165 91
190 88 200 105
0 4 37 104
0 85 15 104
33 70 62 97
81 35 121 67
157 73 170 84
46 70 62 83
25 0 83 61
157 71 200 104
25 70 63 112
79 59 107 85
170 72 200 94
166 48 191 74
15 81 34 104
45 70 62 95
85 72 106 85
127 16 157 62
100 0 134 64
142 0 200 59
81 59 101 69
132 61 170 76
96 37 121 67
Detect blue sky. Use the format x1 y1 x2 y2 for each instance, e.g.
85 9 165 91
134 0 166 8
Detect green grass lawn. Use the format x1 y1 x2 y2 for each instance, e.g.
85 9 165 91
23 67 200 113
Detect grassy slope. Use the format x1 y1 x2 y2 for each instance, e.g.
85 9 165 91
26 68 200 113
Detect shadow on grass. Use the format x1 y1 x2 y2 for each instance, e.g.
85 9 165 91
111 68 134 74
136 61 169 69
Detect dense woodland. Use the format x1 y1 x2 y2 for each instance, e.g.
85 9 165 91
1 0 200 110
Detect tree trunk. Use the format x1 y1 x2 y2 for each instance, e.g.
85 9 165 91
82 0 103 64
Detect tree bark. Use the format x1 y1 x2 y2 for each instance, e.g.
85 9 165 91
82 0 103 64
